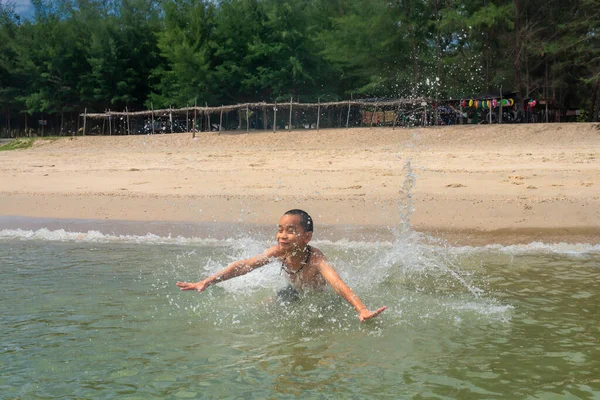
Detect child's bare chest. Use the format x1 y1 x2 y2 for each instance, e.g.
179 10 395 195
282 261 325 288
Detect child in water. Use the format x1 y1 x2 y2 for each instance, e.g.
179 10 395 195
176 209 386 322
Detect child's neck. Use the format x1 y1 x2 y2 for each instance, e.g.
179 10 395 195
285 246 310 265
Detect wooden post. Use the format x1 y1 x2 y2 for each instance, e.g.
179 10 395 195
246 104 249 133
489 100 492 124
392 105 400 130
186 106 189 132
206 102 211 132
346 100 351 129
370 103 377 128
108 110 112 136
219 106 223 135
263 106 268 130
273 102 277 132
126 106 130 135
193 98 197 138
288 96 293 132
151 102 155 135
499 87 503 124
316 98 321 131
101 116 105 136
169 106 173 133
83 108 87 136
545 60 549 123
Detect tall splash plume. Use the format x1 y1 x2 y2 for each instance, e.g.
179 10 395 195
353 139 483 299
397 159 417 237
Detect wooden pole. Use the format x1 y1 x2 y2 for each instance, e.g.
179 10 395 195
273 102 277 132
108 110 112 136
246 104 249 133
219 106 223 135
193 98 197 138
392 105 400 130
83 108 87 136
206 102 211 132
151 102 155 135
316 98 320 131
101 115 105 136
499 87 503 124
263 107 268 130
169 106 173 133
545 60 549 123
370 103 377 128
346 100 351 129
186 106 189 132
288 96 293 132
126 106 130 135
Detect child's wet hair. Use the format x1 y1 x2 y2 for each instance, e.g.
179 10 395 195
283 209 313 232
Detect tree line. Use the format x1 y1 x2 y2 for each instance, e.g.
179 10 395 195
0 0 598 135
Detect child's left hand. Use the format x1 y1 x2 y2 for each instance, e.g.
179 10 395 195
359 306 387 322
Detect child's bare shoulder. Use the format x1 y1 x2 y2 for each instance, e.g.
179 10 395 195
309 246 326 261
264 245 284 259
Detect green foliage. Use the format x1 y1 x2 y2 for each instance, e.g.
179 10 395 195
0 0 598 123
0 138 34 151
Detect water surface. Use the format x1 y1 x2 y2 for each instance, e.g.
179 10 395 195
1 227 599 399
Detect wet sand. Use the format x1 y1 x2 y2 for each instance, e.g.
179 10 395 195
1 124 599 245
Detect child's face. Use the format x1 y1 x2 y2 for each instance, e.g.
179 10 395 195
276 214 312 252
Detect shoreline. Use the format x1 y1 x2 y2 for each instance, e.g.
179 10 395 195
1 124 598 245
1 212 599 247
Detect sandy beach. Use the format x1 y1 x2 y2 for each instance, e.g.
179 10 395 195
1 123 599 245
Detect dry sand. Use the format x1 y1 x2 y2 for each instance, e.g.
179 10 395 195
1 123 599 245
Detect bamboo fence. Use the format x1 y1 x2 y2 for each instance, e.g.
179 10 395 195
78 97 451 136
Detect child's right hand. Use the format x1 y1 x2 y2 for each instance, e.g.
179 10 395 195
176 280 209 293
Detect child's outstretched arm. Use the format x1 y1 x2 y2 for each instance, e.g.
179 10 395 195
176 247 279 293
316 256 386 322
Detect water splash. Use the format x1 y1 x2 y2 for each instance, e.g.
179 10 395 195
397 160 416 236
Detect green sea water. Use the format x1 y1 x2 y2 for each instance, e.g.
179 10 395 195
1 225 599 399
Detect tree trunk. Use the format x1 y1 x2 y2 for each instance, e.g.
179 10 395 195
513 0 524 112
589 78 600 122
404 0 420 89
7 108 11 138
434 0 441 126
